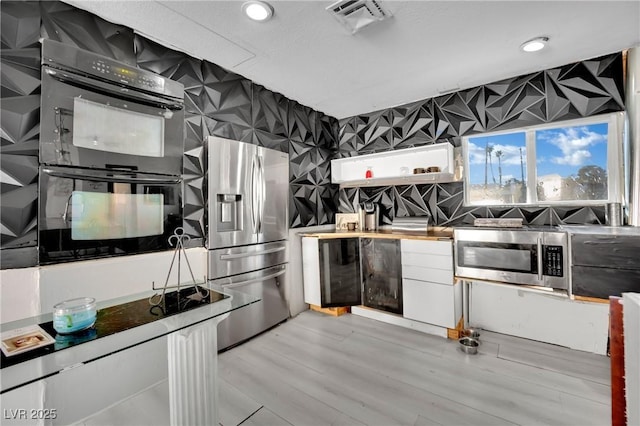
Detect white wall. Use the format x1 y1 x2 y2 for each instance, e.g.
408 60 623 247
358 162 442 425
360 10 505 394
0 248 207 323
469 280 609 354
0 267 40 323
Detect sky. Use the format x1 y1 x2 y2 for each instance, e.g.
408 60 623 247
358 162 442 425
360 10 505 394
466 123 608 185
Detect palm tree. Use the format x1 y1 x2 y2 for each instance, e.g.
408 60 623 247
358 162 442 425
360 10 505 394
484 141 489 188
487 144 496 185
495 150 503 187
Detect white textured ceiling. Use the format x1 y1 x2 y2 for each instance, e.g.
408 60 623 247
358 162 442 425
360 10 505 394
64 0 640 119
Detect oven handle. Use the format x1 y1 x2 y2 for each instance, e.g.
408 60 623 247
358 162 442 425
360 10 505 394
42 167 182 184
44 67 184 110
537 237 543 281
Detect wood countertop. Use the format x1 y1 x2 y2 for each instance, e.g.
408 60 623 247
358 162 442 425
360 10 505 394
298 228 453 241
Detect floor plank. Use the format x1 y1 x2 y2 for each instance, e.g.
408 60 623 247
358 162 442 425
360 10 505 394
76 309 611 426
239 407 293 426
219 378 263 426
227 311 611 426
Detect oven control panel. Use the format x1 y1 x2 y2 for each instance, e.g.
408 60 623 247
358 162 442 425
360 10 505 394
543 245 563 277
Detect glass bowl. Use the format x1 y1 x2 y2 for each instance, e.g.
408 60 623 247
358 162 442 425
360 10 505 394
53 297 97 334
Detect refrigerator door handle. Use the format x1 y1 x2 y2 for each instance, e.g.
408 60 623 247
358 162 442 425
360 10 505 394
258 155 266 235
219 245 286 260
219 268 286 288
250 155 258 233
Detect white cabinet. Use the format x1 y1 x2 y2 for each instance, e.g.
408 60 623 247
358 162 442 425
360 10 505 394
302 237 321 306
401 239 461 328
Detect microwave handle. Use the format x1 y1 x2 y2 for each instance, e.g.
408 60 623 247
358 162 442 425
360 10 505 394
537 237 543 281
42 167 182 185
44 67 183 110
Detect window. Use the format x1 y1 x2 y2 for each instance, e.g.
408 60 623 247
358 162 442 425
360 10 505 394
463 112 624 206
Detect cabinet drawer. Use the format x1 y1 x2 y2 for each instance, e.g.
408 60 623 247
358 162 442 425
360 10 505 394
402 264 453 285
401 239 452 256
571 234 640 269
401 252 453 271
402 278 461 328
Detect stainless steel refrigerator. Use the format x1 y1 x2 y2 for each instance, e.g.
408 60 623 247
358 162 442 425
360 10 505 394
207 136 289 350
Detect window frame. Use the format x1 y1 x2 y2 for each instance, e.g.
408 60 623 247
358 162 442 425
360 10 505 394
462 112 625 207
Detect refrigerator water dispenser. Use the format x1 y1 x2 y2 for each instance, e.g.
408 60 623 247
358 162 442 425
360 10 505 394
217 194 242 231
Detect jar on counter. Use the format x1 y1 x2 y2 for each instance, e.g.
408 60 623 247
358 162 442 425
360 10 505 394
365 166 373 179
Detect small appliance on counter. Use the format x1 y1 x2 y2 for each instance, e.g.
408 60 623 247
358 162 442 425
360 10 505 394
360 202 379 231
390 216 430 232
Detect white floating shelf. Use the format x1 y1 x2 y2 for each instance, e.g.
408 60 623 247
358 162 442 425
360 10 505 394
338 172 455 188
331 142 455 188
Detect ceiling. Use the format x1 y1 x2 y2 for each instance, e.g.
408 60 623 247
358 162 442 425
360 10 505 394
64 0 640 120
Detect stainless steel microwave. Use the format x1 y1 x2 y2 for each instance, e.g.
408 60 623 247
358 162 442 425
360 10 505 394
454 227 568 290
39 39 185 175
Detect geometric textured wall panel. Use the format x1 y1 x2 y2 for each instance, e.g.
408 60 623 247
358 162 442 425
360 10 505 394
252 84 289 153
1 1 41 263
337 52 623 226
201 60 253 143
287 100 338 228
40 1 136 64
337 183 607 227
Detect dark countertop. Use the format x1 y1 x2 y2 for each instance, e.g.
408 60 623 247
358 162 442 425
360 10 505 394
559 224 640 235
0 284 258 394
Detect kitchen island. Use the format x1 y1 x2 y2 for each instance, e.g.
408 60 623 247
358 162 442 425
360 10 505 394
0 285 259 425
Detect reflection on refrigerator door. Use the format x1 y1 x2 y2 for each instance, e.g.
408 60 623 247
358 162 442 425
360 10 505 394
206 136 290 350
211 265 288 350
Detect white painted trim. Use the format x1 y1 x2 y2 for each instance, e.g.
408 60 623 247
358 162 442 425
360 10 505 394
469 280 609 354
351 306 448 339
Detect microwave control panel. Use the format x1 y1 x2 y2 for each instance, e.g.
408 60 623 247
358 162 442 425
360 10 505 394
543 245 564 277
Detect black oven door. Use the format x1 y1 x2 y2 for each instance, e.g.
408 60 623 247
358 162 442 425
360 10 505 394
39 166 182 264
40 66 184 175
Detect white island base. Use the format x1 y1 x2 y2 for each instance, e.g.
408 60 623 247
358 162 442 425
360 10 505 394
1 315 229 426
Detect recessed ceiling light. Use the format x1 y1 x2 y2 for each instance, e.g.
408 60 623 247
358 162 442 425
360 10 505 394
520 37 549 53
242 1 274 22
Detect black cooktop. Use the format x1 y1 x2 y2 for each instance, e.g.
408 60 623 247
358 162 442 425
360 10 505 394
1 286 227 370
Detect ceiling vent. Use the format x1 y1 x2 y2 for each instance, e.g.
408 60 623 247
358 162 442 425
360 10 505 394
326 0 392 34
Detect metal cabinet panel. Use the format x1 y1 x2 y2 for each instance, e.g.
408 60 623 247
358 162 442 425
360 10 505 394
571 234 640 269
572 265 640 299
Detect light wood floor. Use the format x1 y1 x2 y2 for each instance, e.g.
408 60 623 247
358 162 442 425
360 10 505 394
81 310 611 425
218 310 611 426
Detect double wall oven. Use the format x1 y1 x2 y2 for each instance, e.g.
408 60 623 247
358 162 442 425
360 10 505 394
454 227 568 290
38 39 185 264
